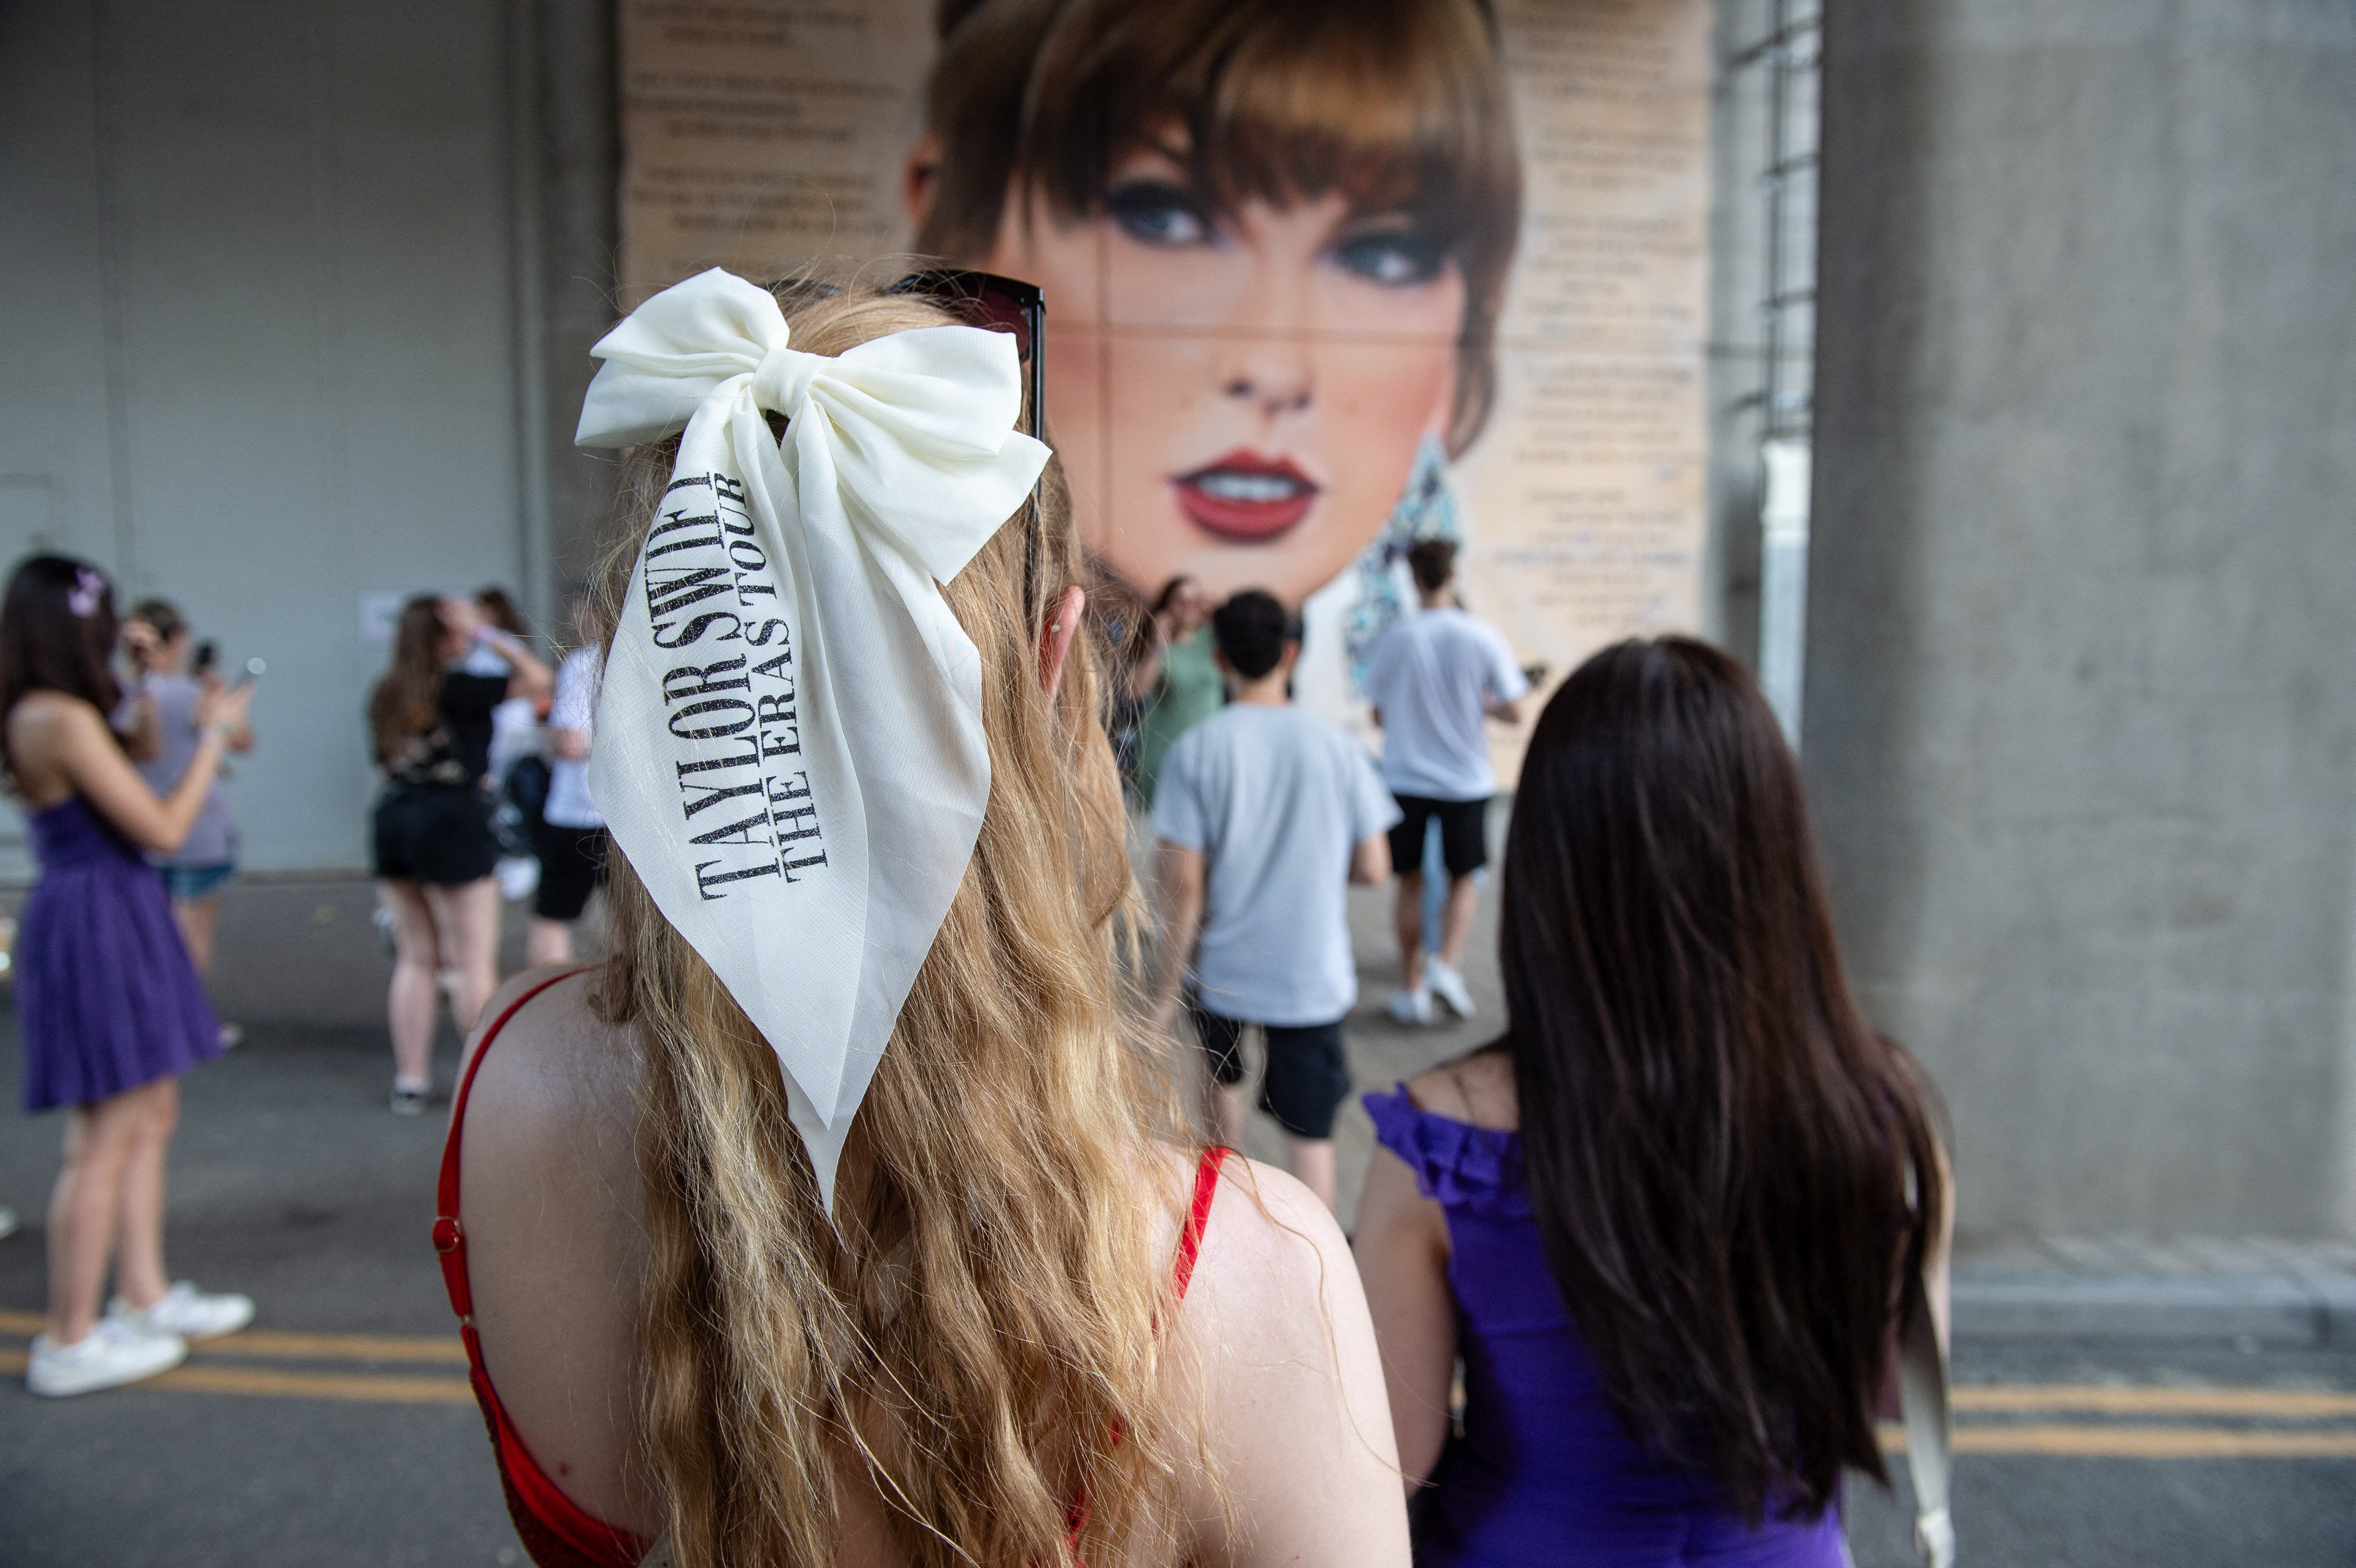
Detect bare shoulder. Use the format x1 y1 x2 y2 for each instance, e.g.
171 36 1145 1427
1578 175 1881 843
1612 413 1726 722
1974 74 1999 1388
458 962 657 1535
6 690 101 751
458 965 642 1176
7 693 109 804
1182 1153 1354 1330
1167 1151 1411 1565
1406 1046 1517 1132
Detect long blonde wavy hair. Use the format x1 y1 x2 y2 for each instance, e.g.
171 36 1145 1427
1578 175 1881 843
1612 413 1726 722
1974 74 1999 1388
587 283 1194 1567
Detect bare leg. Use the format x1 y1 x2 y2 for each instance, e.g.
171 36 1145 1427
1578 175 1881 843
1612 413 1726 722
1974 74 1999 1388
170 895 223 976
524 915 573 968
112 1078 179 1310
424 877 502 1034
379 881 442 1089
1394 871 1427 991
45 1080 174 1345
1437 874 1482 970
1204 1073 1247 1151
1284 1136 1338 1212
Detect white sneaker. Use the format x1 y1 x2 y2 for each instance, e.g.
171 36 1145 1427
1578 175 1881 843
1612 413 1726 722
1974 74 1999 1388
27 1318 187 1397
0 1205 16 1241
496 855 541 902
217 1022 244 1050
109 1281 255 1342
1387 987 1435 1026
1426 958 1476 1020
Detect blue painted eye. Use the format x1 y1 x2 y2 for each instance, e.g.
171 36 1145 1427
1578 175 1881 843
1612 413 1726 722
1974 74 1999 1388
1105 181 1218 247
1332 230 1450 286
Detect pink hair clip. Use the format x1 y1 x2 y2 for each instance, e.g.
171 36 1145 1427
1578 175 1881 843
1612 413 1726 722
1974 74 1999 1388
66 567 104 619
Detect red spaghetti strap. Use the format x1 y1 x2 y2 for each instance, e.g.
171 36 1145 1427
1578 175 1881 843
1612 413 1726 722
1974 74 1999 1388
1171 1145 1231 1301
432 968 588 1321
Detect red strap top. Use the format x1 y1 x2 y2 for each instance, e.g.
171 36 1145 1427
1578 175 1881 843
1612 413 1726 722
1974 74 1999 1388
435 972 1231 1568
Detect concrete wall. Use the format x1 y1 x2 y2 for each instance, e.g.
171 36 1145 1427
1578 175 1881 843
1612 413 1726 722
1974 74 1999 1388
1808 2 2356 1236
0 1 530 874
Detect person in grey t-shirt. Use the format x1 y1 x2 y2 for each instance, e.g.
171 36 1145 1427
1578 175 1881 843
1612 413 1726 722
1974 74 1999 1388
124 600 254 1007
1360 540 1527 1027
1150 591 1398 1212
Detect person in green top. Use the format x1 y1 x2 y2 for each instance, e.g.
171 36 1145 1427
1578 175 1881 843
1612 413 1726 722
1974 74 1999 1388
1129 576 1224 806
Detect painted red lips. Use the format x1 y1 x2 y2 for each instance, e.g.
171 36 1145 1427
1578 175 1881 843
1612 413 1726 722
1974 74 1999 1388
1171 451 1321 542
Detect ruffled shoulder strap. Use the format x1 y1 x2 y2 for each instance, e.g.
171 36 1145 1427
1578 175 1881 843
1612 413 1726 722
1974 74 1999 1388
1362 1085 1528 1219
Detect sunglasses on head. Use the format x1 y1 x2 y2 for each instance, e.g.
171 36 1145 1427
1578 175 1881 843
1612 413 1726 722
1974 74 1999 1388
886 270 1050 630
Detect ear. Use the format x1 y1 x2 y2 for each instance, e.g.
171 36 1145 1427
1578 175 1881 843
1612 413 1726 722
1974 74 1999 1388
904 132 942 228
1039 584 1086 700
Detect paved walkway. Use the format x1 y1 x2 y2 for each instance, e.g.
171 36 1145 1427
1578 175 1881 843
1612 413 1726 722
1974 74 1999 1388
1 867 2351 1563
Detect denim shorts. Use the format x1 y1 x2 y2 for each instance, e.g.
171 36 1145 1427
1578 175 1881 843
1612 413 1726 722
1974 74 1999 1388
158 861 236 902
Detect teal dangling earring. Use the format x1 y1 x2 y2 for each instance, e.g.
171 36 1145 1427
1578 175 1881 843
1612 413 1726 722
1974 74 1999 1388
1345 433 1462 692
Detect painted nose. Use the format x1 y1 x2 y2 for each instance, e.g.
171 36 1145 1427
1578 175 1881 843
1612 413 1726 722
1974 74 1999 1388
1218 337 1312 415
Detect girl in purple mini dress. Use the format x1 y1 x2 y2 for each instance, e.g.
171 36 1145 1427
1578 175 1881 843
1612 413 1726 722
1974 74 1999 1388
1356 637 1953 1567
4 557 258 1397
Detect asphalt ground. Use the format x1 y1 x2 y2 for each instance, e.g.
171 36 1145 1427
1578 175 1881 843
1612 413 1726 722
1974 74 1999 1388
1 877 2352 1563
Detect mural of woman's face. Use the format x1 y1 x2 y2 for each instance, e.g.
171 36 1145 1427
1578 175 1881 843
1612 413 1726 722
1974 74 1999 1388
974 140 1465 607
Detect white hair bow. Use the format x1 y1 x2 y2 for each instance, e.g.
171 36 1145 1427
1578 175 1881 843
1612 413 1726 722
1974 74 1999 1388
576 268 1051 1211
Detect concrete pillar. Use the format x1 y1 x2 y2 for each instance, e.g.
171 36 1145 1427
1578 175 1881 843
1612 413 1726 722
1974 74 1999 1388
511 1 621 625
1807 3 2356 1236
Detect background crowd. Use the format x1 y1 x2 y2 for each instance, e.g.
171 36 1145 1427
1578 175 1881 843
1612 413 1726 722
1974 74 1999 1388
1 564 615 1396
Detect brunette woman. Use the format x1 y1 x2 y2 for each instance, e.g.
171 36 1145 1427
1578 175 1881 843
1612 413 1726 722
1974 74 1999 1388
441 280 1405 1567
5 557 258 1397
1355 637 1952 1566
368 595 551 1113
1126 575 1222 808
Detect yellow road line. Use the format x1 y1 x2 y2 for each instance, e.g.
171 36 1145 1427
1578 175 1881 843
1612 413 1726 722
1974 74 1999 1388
5 1315 2353 1442
1877 1422 2356 1459
145 1363 475 1404
1954 1384 2356 1418
0 1347 473 1404
1960 1426 2356 1459
0 1311 464 1364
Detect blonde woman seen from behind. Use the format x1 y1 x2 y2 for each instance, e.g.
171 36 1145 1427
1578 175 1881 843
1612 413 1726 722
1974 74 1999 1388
439 282 1407 1568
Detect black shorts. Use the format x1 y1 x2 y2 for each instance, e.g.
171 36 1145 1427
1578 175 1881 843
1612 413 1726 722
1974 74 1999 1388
1388 794 1491 879
372 785 501 886
531 822 610 921
1191 1007 1352 1140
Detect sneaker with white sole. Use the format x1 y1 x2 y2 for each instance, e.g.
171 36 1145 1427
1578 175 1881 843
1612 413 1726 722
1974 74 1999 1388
1426 958 1476 1020
391 1083 430 1116
1386 987 1435 1026
27 1318 187 1397
109 1281 255 1342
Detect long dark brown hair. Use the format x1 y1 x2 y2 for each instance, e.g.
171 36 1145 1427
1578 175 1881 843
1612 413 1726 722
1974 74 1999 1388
0 555 125 778
1497 636 1944 1520
367 596 448 764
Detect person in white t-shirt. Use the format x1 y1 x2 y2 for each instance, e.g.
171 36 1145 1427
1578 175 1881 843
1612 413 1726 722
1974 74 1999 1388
524 599 609 966
1150 590 1398 1211
1360 539 1529 1025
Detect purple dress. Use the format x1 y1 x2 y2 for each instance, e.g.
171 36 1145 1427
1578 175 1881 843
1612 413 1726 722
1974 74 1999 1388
18 797 221 1112
1365 1088 1850 1568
